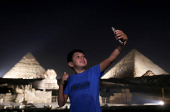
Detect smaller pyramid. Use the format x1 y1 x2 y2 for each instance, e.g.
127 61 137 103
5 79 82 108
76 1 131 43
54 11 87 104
3 52 46 79
102 49 168 79
142 70 155 77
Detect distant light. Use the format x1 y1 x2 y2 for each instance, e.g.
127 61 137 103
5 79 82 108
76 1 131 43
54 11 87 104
144 101 164 105
159 101 164 105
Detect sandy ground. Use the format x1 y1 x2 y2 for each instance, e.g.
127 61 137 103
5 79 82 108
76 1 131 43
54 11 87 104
39 105 170 112
1 105 170 112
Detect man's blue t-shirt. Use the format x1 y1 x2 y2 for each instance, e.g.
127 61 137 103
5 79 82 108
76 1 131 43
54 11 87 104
64 64 104 112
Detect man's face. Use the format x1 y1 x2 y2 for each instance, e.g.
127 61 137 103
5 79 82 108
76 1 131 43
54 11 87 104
72 52 87 68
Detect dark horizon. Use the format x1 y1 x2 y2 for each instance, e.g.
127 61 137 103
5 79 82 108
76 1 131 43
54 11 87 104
0 1 170 79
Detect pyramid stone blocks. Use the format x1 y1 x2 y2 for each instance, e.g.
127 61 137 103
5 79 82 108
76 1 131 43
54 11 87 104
102 49 168 79
3 52 46 79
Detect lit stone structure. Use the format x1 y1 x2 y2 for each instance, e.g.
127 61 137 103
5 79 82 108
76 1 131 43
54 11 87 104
1 52 59 105
2 52 59 90
1 50 170 109
33 69 59 90
15 85 52 103
102 49 168 79
3 52 46 79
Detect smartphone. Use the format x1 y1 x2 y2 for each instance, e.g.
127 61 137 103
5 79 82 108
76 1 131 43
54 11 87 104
111 27 124 45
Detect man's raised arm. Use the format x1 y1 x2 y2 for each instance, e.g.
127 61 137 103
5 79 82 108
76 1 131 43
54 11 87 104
100 30 128 73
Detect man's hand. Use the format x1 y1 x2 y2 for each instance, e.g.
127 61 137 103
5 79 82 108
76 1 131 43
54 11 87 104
114 30 128 45
60 72 69 85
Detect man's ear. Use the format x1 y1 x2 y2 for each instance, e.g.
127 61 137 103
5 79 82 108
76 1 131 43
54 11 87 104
68 62 74 67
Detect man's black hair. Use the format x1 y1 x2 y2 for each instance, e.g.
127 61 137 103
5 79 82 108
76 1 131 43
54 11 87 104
67 49 84 63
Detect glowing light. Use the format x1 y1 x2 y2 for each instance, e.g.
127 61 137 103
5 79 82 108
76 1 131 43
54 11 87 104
144 101 164 105
159 101 164 105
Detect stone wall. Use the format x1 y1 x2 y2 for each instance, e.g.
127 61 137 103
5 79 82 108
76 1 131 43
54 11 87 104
100 88 132 104
0 85 52 104
109 89 132 104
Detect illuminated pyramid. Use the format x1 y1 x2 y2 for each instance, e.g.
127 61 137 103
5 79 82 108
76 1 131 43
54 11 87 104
3 52 46 79
102 49 168 79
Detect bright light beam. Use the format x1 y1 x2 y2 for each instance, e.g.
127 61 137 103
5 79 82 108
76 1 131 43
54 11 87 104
159 101 164 105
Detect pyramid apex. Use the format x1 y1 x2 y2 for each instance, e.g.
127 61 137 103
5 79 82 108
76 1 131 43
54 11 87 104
126 49 139 56
23 52 36 59
132 49 136 51
131 49 138 53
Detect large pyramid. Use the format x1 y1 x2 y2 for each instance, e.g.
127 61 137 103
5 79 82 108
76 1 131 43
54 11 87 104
102 49 168 79
3 52 46 79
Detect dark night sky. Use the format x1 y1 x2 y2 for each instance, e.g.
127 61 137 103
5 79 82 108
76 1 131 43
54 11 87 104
0 1 170 79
